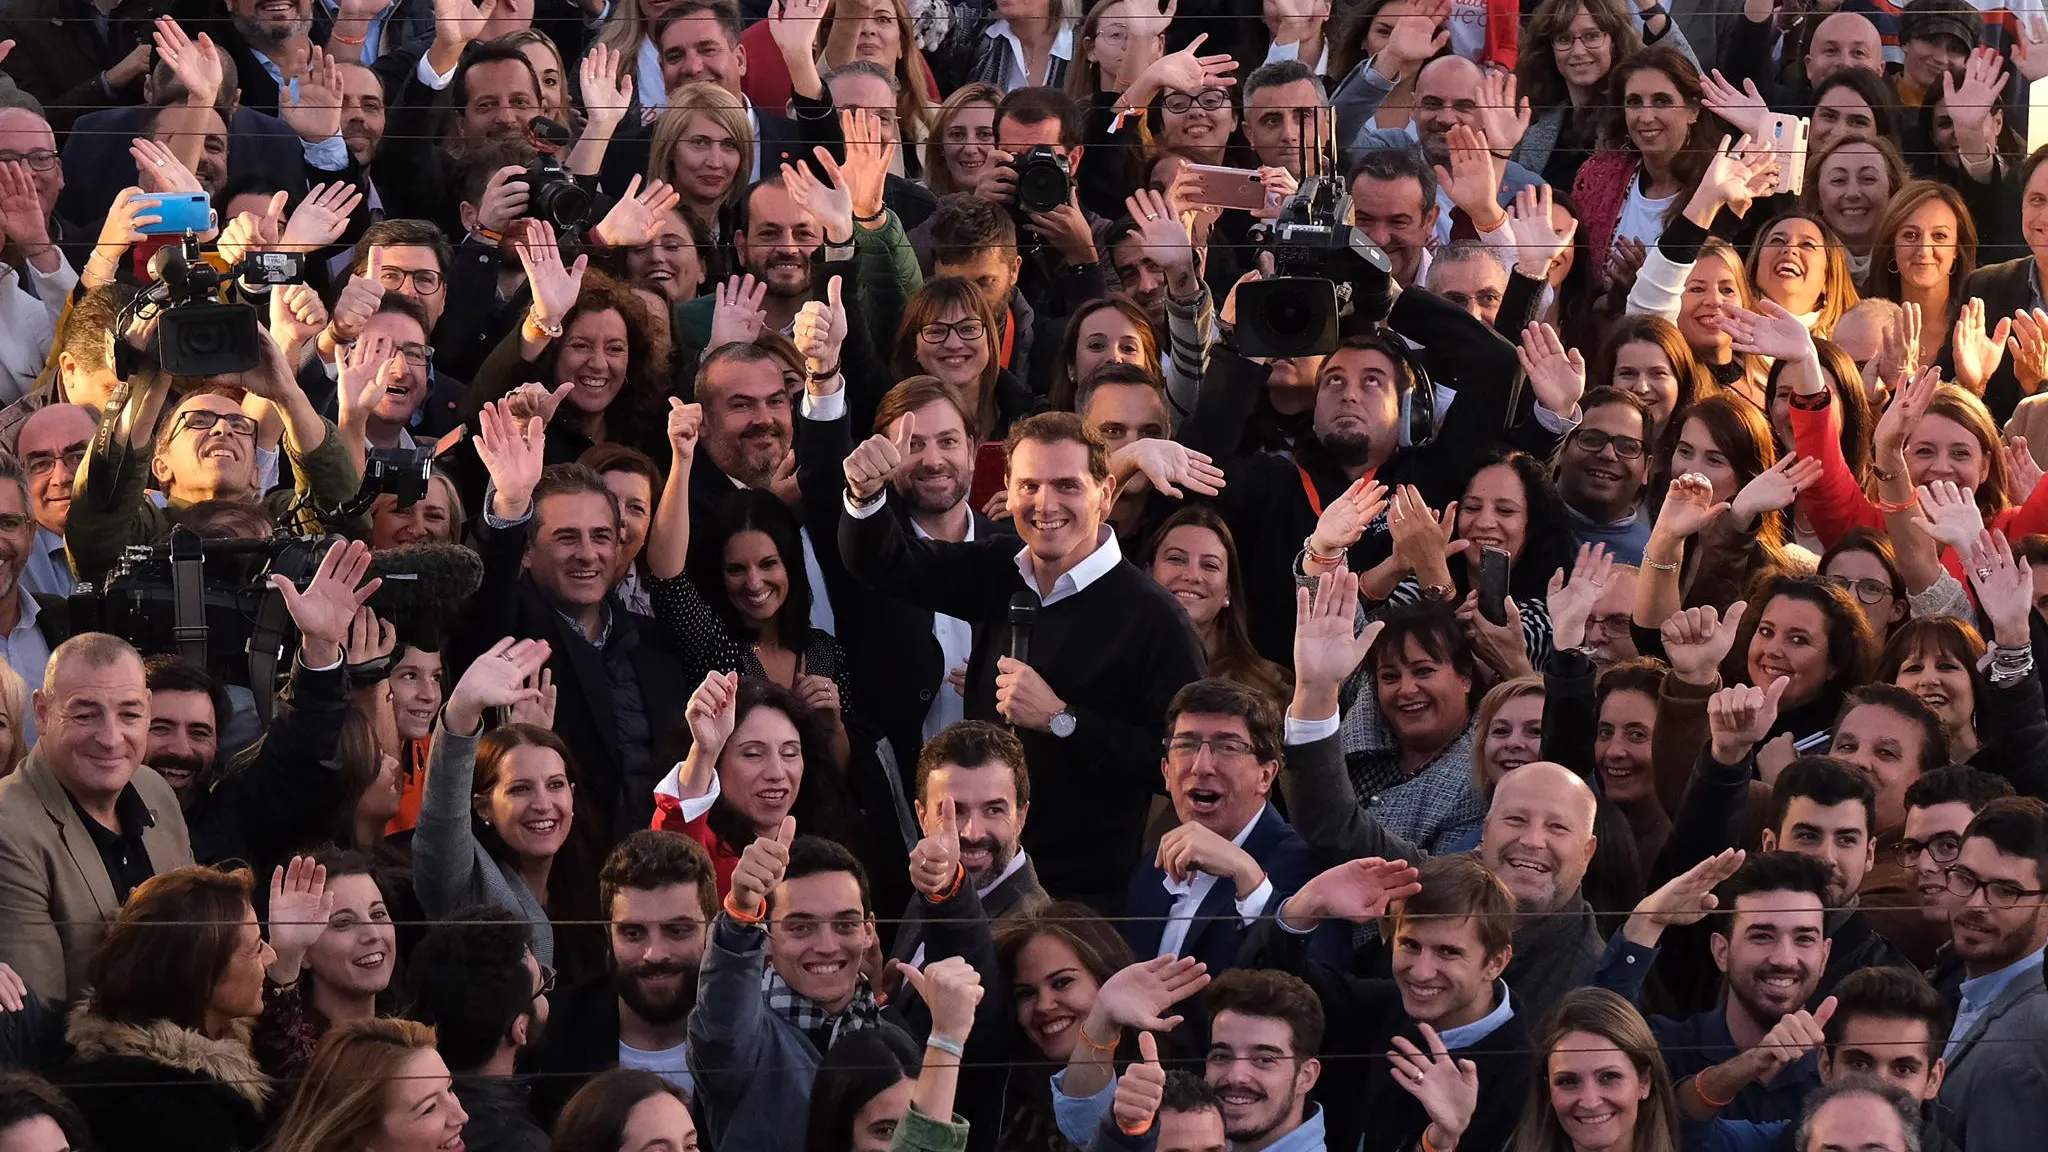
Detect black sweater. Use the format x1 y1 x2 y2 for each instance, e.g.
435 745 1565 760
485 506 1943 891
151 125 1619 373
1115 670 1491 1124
839 501 1205 906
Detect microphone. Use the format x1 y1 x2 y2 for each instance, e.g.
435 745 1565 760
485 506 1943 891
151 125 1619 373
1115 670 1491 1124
364 542 486 620
1007 591 1039 665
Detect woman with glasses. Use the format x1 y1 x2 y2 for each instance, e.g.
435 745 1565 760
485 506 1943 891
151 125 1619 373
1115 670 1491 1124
892 276 1035 441
1065 0 1161 102
413 639 583 973
1818 528 1910 640
818 0 940 168
614 206 707 304
1150 85 1250 168
1514 0 1647 186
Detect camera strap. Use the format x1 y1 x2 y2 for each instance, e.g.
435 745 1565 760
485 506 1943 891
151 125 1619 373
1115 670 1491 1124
245 588 294 728
169 527 208 670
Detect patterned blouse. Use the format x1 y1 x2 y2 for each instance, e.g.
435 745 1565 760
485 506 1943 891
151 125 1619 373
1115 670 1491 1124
645 573 857 717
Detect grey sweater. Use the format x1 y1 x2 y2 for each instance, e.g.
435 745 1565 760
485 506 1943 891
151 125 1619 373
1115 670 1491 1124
411 726 555 966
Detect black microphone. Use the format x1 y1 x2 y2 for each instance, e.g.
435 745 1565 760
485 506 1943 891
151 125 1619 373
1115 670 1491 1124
364 542 487 619
1008 591 1039 665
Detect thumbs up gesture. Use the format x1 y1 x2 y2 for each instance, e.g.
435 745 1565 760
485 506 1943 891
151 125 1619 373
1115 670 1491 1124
911 796 963 899
730 815 797 918
845 410 914 502
1113 1032 1168 1136
793 274 847 382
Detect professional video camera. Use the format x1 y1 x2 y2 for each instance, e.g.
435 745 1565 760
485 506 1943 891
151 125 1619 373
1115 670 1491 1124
133 238 306 376
1234 123 1398 360
1007 145 1073 216
517 116 595 229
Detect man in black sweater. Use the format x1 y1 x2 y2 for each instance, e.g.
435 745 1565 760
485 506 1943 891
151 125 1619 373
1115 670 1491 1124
839 411 1205 908
1243 853 1531 1152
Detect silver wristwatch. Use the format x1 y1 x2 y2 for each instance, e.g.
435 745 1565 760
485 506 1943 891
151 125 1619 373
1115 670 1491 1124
1049 710 1076 738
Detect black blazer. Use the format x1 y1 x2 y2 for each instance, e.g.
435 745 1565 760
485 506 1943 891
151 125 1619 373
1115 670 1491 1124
887 854 1047 968
0 0 165 134
1119 805 1318 977
1941 257 2037 424
57 104 309 226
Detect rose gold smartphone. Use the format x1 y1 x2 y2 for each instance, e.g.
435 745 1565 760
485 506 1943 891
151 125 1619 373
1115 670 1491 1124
1183 164 1270 211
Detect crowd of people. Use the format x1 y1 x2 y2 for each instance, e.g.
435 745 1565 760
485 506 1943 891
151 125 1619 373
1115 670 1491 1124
0 0 2038 1148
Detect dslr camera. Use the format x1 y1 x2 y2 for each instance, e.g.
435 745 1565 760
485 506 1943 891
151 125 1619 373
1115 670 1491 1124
516 116 595 229
137 238 305 376
1007 145 1072 216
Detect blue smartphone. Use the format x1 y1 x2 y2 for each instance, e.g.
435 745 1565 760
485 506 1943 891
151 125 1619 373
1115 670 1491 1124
130 190 214 236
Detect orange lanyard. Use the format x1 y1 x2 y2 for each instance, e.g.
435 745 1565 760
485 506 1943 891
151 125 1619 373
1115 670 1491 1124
1298 464 1374 517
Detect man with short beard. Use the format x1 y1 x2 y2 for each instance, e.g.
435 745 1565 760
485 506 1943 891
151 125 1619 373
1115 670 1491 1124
532 830 717 1128
798 374 1009 770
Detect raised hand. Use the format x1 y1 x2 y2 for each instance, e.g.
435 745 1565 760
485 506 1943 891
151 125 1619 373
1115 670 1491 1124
509 666 557 728
836 107 896 224
1623 847 1745 946
343 606 395 667
1124 187 1195 282
1661 600 1748 686
129 137 204 195
1720 298 1815 362
1906 480 1983 557
1516 321 1585 416
1689 133 1776 222
328 249 387 345
1651 472 1729 542
1306 477 1389 559
1292 568 1386 706
1432 124 1503 227
1387 485 1463 576
1279 856 1423 928
708 275 769 350
1941 47 2008 152
1376 0 1449 74
283 184 370 256
1604 235 1647 292
1138 32 1239 99
730 815 797 917
445 636 552 733
266 856 334 971
767 0 830 60
1545 542 1615 652
1475 68 1529 156
475 399 548 520
792 274 847 377
270 282 330 365
578 42 635 135
502 381 575 427
782 152 853 241
1093 954 1211 1032
273 538 383 666
431 0 502 58
844 411 913 501
0 163 47 253
1707 676 1788 764
1112 1033 1167 1136
153 16 223 106
685 669 741 755
280 46 344 144
592 174 682 248
2008 438 2043 505
516 220 590 333
910 796 962 898
2019 11 2048 82
1114 438 1226 499
1874 365 1942 458
668 397 704 464
1750 998 1836 1084
1504 183 1576 281
1966 529 2034 646
337 332 403 431
1730 452 1823 523
895 955 983 1044
1700 70 1768 134
1388 1024 1479 1151
1952 297 2012 396
2008 308 2048 394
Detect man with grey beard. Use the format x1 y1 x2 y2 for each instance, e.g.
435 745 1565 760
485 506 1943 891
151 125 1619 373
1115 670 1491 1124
798 374 1011 775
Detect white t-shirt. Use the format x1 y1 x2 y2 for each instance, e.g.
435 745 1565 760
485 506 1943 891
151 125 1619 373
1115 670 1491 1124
618 1039 693 1098
1614 178 1679 251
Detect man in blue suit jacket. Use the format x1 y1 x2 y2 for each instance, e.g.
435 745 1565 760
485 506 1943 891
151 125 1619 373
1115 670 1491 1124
1121 678 1318 975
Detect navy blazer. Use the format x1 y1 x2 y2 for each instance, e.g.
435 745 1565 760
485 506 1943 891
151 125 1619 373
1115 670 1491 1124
57 105 309 226
1119 804 1318 976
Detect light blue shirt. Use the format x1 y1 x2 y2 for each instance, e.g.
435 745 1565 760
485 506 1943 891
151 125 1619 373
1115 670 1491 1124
1947 945 2046 1060
1435 980 1514 1049
1054 1069 1330 1150
318 0 397 62
247 46 357 171
20 526 70 601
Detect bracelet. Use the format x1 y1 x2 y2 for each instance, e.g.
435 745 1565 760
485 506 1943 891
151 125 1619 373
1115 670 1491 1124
1871 463 1902 483
1489 149 1513 161
807 361 841 382
854 205 888 224
331 31 367 44
1304 539 1344 565
722 891 767 923
1117 1114 1156 1138
1076 1024 1119 1053
1692 1075 1735 1109
926 1033 966 1058
1420 582 1457 602
527 313 565 339
1420 1124 1453 1152
470 225 504 245
1873 494 1918 514
926 863 966 903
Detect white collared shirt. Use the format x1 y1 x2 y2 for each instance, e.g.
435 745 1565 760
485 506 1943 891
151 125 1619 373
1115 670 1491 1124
1156 810 1273 958
983 20 1075 90
917 515 976 742
1262 34 1330 77
1015 527 1120 607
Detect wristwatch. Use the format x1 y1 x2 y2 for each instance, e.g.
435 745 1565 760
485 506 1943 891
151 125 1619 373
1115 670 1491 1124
1049 710 1077 738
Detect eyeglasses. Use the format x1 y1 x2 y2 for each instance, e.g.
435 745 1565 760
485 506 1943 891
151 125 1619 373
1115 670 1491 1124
24 447 84 478
1942 864 2047 907
1165 734 1259 760
535 964 557 1000
1897 832 1962 867
1820 574 1893 606
1585 612 1632 636
1163 88 1232 114
1551 29 1611 50
176 410 258 437
918 319 986 344
1569 428 1646 460
372 265 443 295
397 342 434 366
0 149 57 172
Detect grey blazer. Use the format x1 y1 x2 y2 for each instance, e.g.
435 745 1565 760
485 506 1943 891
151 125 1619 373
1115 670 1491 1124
1935 966 2048 1152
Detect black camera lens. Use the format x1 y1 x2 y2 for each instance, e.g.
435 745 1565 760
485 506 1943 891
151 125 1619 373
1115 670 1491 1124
538 181 594 227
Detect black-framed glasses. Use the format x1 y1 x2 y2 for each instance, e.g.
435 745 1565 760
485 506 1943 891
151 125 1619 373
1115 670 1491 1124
1570 427 1646 460
1820 574 1892 606
176 410 258 437
1897 833 1962 868
1942 864 2047 907
373 265 444 295
0 149 57 172
918 319 986 344
1165 734 1258 760
1163 88 1232 114
535 964 557 999
1551 29 1610 50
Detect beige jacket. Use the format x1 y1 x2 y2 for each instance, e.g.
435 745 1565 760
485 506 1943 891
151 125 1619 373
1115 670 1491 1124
0 749 192 1001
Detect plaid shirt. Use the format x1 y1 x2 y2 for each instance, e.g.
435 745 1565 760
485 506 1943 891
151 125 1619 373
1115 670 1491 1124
762 967 882 1054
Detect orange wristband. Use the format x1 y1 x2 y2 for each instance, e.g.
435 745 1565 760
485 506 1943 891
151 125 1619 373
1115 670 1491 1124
1692 1075 1735 1108
926 863 966 903
1117 1113 1155 1137
1077 1025 1119 1052
722 891 766 923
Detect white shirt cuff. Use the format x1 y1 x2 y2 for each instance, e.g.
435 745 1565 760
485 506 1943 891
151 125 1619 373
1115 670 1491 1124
1277 904 1318 935
301 134 350 170
803 387 847 422
417 52 456 90
1284 712 1340 743
675 769 721 822
843 492 886 519
1534 401 1583 431
1235 876 1274 923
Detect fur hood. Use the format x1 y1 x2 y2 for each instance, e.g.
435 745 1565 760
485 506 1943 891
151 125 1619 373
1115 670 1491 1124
65 1006 270 1110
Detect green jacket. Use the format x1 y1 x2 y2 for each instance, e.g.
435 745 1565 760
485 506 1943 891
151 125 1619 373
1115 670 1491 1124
674 211 923 351
890 1105 968 1152
69 415 365 587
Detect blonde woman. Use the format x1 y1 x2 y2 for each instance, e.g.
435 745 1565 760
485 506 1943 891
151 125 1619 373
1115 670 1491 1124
649 82 754 242
1511 988 1681 1152
924 83 1002 196
267 1019 467 1152
0 660 26 776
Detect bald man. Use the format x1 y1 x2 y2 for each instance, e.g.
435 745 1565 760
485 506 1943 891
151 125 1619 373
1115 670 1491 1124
1349 54 1544 245
1806 12 1886 90
0 634 193 1000
0 108 77 405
